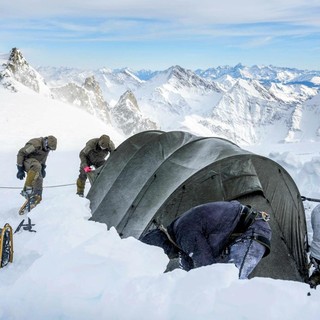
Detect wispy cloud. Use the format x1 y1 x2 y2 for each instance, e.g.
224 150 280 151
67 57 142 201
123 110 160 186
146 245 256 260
1 16 318 42
3 1 320 26
1 1 320 69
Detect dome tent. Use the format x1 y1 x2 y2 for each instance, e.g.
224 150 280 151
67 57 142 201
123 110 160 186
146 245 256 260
87 130 309 282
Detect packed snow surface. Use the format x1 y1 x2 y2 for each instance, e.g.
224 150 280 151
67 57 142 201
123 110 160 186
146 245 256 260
0 87 319 319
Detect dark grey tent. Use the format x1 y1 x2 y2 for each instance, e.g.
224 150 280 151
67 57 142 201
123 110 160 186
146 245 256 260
87 130 309 282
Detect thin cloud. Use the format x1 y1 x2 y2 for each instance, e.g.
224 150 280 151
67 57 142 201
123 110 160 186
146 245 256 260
1 0 320 44
1 18 318 44
1 1 319 70
241 36 274 48
2 1 320 27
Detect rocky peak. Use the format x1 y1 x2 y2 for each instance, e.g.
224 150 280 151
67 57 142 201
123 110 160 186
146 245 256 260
51 76 111 123
7 48 28 74
83 75 106 107
84 75 99 91
118 90 140 111
0 47 50 95
166 65 220 92
111 90 158 136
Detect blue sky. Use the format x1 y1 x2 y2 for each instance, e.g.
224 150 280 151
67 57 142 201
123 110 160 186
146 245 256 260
1 0 320 71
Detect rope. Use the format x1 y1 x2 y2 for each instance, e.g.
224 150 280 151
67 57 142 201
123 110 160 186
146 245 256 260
0 181 90 190
0 183 75 189
0 186 21 189
301 196 320 203
43 183 76 188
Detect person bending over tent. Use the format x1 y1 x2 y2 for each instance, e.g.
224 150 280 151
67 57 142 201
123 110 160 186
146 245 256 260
308 204 320 288
141 201 271 279
76 135 115 197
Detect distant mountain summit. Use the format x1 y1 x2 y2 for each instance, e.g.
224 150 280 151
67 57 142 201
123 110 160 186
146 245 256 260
110 90 158 136
1 47 320 145
195 63 320 86
0 48 51 95
164 65 220 91
51 75 111 124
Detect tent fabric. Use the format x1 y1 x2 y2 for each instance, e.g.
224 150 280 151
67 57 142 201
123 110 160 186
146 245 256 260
88 130 309 282
87 130 164 212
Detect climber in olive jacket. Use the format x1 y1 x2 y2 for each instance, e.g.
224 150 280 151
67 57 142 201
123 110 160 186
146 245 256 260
141 200 272 279
16 135 57 201
76 134 115 196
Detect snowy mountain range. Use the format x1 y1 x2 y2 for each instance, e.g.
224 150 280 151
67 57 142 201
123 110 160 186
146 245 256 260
1 48 320 145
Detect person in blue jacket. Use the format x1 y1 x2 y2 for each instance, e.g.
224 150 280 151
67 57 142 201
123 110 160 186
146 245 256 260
141 200 271 279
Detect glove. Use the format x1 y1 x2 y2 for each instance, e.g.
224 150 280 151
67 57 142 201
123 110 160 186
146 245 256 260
84 166 92 173
16 165 25 180
41 164 46 178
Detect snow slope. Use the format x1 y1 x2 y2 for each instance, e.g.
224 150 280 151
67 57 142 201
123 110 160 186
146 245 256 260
0 88 319 319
